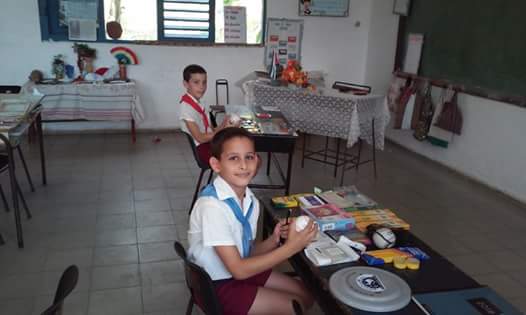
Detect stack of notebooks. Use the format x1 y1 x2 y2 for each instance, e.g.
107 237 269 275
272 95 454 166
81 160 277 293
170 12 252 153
271 187 410 234
352 209 410 232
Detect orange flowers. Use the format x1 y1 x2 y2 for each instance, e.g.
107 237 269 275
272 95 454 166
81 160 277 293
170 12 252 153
281 60 309 87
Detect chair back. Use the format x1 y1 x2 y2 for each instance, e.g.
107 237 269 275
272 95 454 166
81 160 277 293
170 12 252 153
174 241 223 315
0 85 22 94
183 132 210 170
215 79 229 105
292 300 304 315
41 265 79 315
332 81 371 95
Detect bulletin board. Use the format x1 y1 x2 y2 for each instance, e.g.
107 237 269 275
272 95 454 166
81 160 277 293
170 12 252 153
299 0 349 17
264 19 304 67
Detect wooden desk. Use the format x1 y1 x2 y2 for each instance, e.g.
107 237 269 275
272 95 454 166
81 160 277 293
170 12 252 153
212 105 298 195
261 199 481 314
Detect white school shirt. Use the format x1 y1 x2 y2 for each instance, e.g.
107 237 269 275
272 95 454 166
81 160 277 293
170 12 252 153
180 93 207 145
187 176 260 280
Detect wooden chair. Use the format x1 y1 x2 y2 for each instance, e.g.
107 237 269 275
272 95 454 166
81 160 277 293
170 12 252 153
184 133 213 213
0 154 31 217
0 85 22 94
292 299 304 315
40 265 79 315
174 241 223 315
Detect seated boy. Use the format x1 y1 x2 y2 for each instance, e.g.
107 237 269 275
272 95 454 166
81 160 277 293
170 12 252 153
188 127 318 315
180 64 234 165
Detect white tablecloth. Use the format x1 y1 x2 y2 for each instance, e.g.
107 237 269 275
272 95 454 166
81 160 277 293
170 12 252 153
250 82 390 149
34 82 144 123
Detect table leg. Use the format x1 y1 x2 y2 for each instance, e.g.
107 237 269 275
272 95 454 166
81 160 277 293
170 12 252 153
334 138 340 177
285 151 294 195
266 152 271 176
6 143 23 248
372 119 377 179
36 113 47 186
131 119 136 144
301 133 306 168
0 232 4 245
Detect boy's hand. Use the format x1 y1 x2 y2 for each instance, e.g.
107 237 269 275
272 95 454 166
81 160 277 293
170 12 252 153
220 114 231 128
285 218 318 253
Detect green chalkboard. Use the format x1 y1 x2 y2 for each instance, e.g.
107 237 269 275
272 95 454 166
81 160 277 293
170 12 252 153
400 0 526 99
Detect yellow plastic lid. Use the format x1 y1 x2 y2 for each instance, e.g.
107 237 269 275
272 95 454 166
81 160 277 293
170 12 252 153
393 256 407 269
406 257 420 270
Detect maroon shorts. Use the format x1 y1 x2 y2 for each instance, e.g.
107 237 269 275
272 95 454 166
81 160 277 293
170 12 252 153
213 270 272 315
196 142 212 167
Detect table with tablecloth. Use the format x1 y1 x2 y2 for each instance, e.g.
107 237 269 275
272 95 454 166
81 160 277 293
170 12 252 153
33 81 144 141
249 81 389 150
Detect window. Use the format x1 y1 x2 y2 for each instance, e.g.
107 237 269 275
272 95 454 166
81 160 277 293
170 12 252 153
39 0 265 45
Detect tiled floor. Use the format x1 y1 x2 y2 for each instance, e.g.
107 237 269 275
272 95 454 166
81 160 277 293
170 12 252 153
0 132 525 314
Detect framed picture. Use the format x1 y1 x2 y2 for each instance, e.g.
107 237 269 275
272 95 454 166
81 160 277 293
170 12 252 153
299 0 349 17
393 0 411 16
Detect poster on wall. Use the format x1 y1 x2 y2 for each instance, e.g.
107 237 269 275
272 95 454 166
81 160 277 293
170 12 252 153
224 6 247 44
264 18 304 67
299 0 349 17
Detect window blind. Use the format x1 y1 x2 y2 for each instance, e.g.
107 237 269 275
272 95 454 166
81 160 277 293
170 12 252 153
159 0 214 41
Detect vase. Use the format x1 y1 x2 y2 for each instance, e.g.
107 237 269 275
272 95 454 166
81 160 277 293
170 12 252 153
119 64 127 81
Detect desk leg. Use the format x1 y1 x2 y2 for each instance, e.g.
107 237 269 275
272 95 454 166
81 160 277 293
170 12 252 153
266 152 271 176
334 138 340 177
36 113 47 186
0 232 4 245
7 145 23 248
301 133 306 168
285 151 294 195
131 119 136 144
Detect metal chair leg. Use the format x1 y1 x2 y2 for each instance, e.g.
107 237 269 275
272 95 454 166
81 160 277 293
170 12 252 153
0 185 10 212
17 146 35 192
190 169 206 214
185 298 194 315
16 180 31 219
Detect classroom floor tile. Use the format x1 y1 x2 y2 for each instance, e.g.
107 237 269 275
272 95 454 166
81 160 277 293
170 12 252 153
0 132 525 314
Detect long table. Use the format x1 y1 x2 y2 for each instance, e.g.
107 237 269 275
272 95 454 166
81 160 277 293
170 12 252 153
0 94 47 248
261 199 482 314
249 81 389 181
32 81 144 142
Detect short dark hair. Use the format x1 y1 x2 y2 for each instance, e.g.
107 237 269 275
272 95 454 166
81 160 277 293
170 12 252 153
183 64 206 82
210 127 255 159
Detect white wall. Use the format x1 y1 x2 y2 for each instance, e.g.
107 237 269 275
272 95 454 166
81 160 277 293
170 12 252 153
0 0 390 131
387 91 526 204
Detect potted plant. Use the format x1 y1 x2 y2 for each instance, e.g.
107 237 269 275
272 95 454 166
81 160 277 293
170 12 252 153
51 54 65 80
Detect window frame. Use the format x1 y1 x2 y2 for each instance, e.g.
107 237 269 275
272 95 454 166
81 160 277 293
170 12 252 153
38 0 266 46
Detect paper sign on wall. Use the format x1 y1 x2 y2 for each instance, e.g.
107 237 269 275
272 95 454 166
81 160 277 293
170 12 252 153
224 6 247 44
264 18 303 67
403 33 424 74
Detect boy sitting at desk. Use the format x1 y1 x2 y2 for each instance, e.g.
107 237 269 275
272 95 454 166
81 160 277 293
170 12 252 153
188 127 317 315
180 64 235 165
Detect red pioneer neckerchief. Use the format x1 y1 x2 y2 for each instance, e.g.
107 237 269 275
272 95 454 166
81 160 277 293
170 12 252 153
180 94 209 132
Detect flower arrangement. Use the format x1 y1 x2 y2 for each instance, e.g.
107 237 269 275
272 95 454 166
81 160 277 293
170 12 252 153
281 60 309 87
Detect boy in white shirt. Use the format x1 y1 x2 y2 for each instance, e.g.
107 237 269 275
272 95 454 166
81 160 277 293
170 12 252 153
188 127 317 315
180 64 233 165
